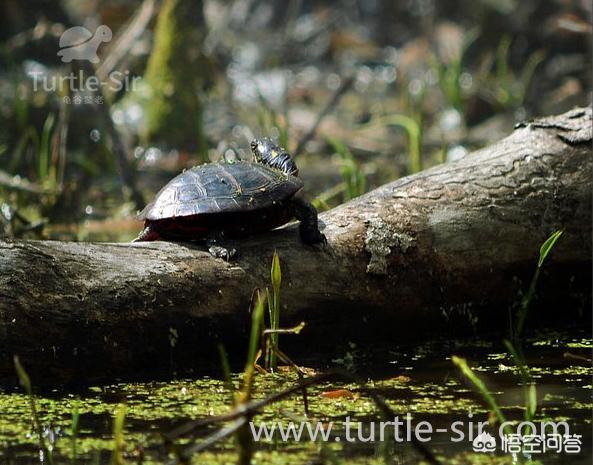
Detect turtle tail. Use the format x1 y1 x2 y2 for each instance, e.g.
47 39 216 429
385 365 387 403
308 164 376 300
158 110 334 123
132 223 160 242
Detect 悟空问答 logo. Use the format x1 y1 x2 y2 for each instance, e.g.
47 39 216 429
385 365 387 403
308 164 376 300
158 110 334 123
472 431 496 453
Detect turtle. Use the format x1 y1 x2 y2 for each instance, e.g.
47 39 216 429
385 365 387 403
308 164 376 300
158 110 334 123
133 138 326 259
57 25 112 63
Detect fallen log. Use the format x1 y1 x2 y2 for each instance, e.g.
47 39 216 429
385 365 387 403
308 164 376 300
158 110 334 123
0 107 591 386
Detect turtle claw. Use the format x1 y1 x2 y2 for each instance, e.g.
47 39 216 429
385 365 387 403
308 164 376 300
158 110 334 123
318 233 328 247
309 232 328 250
301 230 327 248
208 245 237 261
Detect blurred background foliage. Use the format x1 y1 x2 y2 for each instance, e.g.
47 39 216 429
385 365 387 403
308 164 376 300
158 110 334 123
0 0 590 241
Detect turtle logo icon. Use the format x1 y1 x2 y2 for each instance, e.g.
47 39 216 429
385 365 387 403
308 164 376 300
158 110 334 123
57 25 112 63
472 432 497 452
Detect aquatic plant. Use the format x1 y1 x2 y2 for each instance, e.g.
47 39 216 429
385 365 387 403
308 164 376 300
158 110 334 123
513 230 563 340
451 356 510 434
266 251 282 371
481 35 546 112
430 29 479 114
69 402 79 464
453 232 565 460
111 404 127 465
235 290 267 465
327 136 367 200
364 113 423 174
504 340 537 423
13 356 54 465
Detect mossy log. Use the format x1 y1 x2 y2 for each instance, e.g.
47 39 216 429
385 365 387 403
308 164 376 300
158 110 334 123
0 107 591 386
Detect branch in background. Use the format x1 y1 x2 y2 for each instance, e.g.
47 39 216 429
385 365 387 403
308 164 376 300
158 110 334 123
293 75 354 156
4 19 64 53
0 169 57 194
96 0 159 83
73 61 145 211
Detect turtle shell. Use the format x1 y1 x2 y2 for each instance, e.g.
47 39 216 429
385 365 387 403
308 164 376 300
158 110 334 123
139 161 303 221
59 26 93 48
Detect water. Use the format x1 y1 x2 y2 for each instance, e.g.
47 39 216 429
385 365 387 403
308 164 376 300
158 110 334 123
0 327 590 464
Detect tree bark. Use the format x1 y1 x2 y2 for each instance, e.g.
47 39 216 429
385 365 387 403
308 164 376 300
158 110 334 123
1 107 591 386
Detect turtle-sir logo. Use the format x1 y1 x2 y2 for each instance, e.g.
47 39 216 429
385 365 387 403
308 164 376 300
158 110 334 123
31 23 137 102
472 431 497 453
57 25 112 63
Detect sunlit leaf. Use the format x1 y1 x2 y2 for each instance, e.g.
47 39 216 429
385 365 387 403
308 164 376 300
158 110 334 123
538 230 563 268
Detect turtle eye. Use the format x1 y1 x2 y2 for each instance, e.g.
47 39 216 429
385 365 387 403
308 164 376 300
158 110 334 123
250 139 263 160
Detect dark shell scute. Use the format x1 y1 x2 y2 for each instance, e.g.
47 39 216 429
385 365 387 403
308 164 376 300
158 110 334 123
139 162 303 220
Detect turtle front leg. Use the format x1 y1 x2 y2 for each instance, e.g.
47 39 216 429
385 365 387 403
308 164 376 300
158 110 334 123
292 197 327 246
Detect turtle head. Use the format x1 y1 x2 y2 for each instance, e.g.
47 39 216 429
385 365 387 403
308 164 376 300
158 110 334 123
96 25 112 42
250 138 299 177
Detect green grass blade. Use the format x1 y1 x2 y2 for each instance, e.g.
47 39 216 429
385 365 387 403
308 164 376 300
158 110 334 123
538 230 562 268
496 35 512 86
10 127 39 173
527 384 537 421
13 355 32 394
514 230 563 339
111 404 127 465
242 291 266 400
246 294 265 368
452 356 510 434
217 343 234 398
265 286 273 369
326 136 367 199
504 339 537 422
271 251 281 296
14 356 52 464
379 115 422 173
268 252 282 370
518 50 546 106
503 339 528 380
38 113 55 182
70 401 80 464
